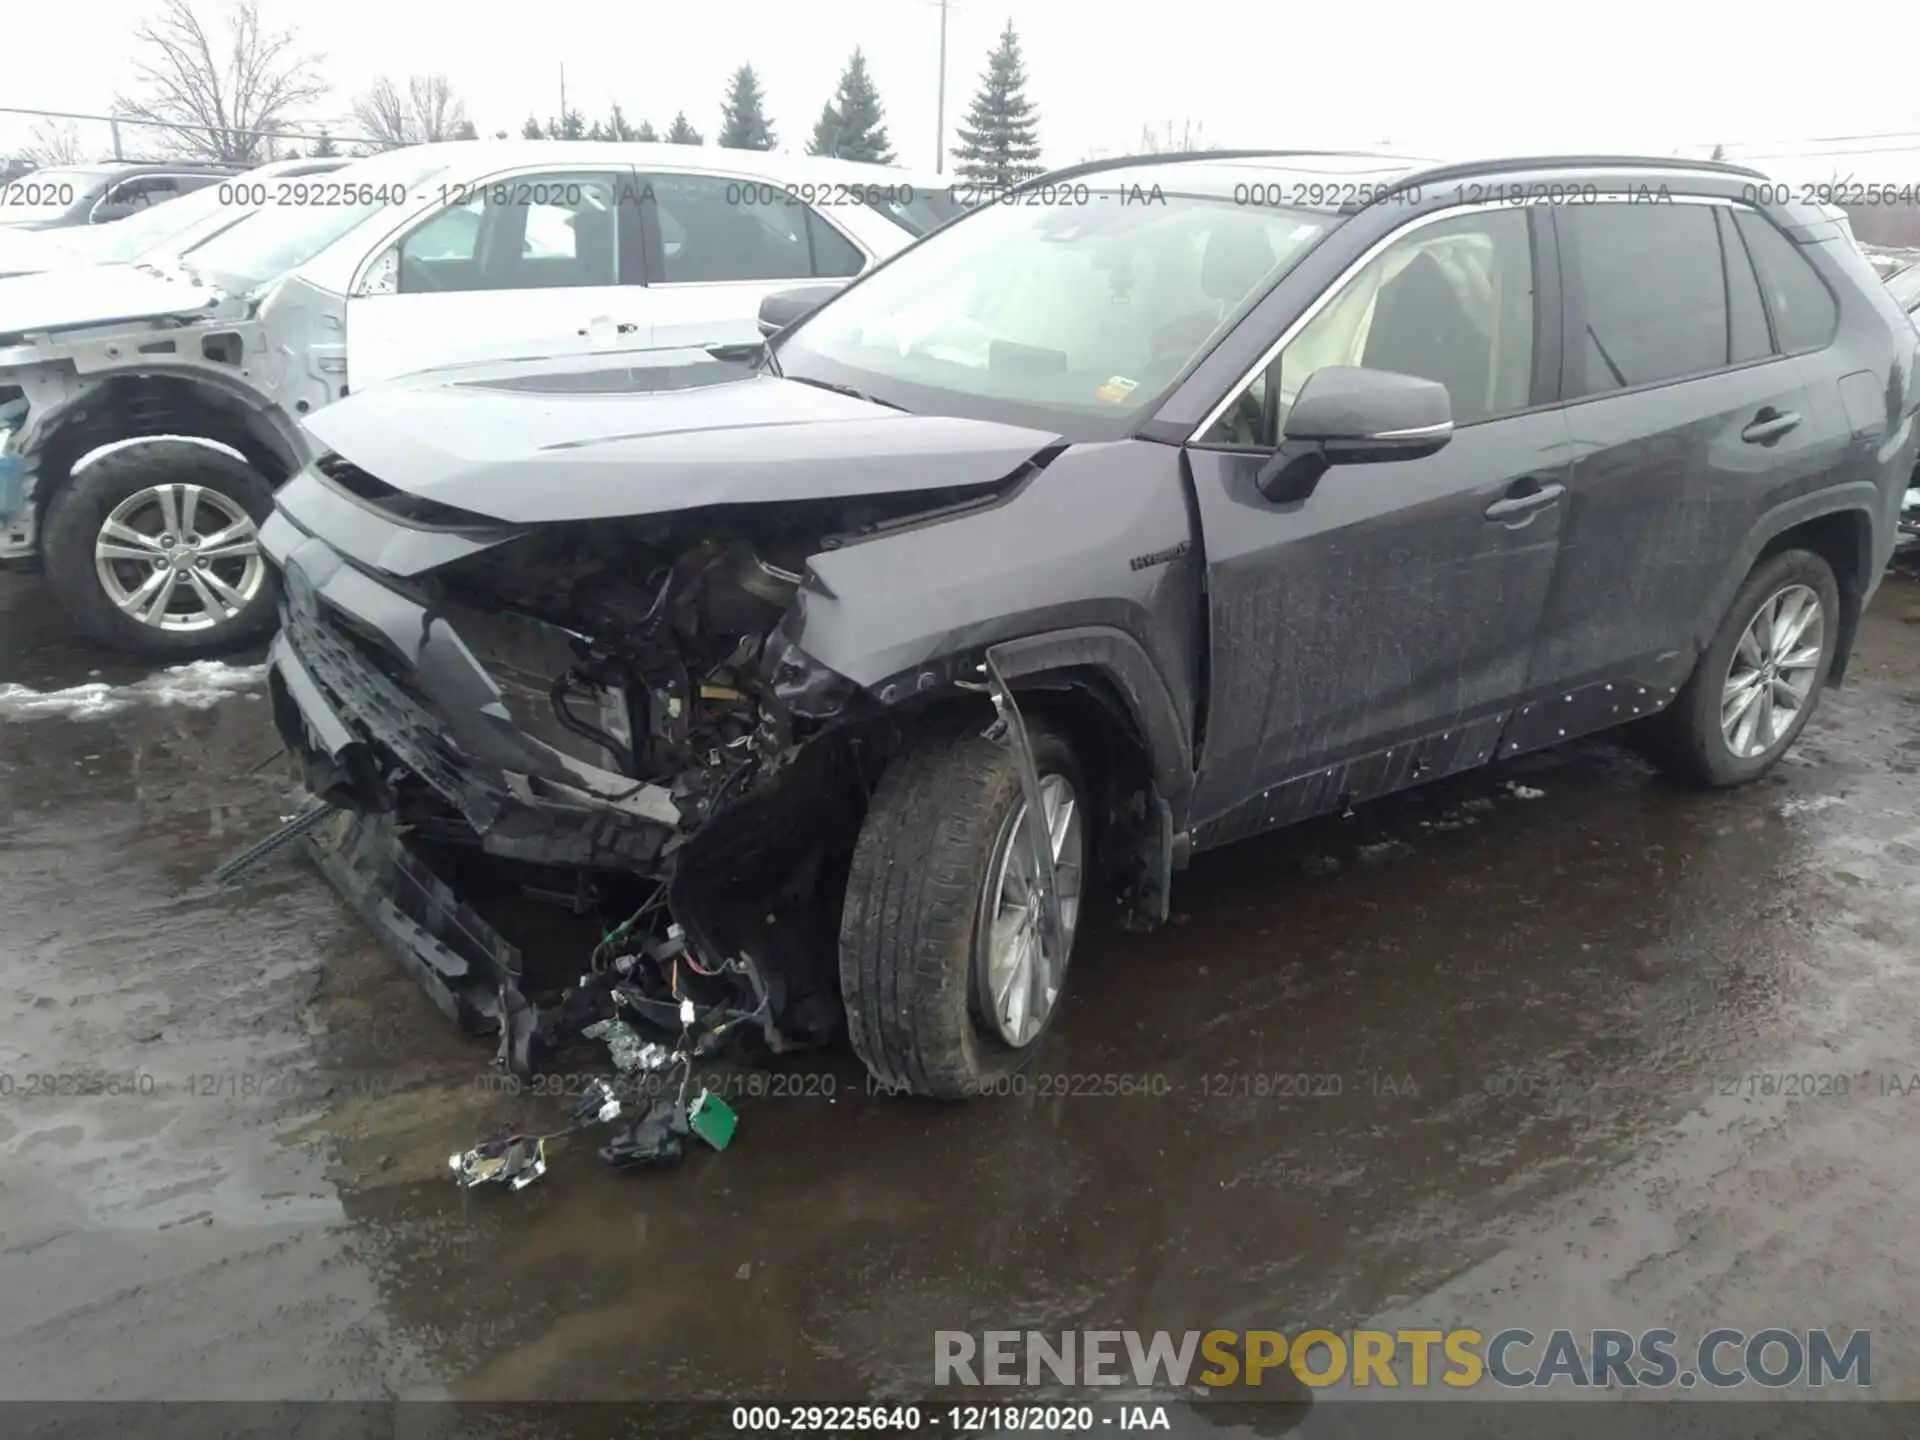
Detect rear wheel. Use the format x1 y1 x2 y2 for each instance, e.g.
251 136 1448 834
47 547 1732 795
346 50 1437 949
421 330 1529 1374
1649 548 1839 787
42 439 278 660
839 717 1087 1098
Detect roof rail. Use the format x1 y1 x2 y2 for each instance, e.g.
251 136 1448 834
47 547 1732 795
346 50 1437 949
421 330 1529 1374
1019 148 1417 190
1396 153 1769 191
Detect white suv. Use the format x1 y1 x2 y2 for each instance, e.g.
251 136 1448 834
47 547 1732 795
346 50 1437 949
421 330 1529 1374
0 141 959 658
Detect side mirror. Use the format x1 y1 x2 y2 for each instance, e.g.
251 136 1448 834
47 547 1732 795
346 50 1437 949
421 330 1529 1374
757 283 843 340
1256 365 1453 502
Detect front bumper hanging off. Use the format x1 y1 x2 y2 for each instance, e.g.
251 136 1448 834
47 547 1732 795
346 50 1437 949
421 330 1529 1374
307 804 540 1073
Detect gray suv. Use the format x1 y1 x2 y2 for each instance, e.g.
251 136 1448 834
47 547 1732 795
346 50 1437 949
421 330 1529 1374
259 151 1918 1096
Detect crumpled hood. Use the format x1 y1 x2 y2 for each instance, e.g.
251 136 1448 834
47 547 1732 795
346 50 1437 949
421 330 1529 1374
0 260 226 341
300 347 1063 524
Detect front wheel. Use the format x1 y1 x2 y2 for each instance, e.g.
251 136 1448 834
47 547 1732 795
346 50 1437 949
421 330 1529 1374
1650 548 1840 787
42 439 279 660
839 716 1087 1098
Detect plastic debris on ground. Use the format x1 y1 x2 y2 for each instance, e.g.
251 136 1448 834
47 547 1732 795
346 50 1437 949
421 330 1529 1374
451 1130 549 1191
451 967 760 1193
582 1018 673 1074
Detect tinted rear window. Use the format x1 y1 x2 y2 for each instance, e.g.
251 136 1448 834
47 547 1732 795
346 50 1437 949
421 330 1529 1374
1734 209 1839 353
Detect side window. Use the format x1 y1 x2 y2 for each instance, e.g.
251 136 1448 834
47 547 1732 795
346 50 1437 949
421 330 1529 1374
807 208 866 278
1718 208 1772 364
1203 207 1534 445
400 198 482 266
1561 203 1739 398
394 173 622 295
1733 209 1839 353
649 175 865 282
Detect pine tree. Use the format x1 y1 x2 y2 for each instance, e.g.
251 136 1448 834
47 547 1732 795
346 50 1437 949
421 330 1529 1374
952 21 1042 186
666 111 702 145
587 119 607 141
718 65 776 150
636 119 659 142
545 108 587 141
451 118 478 140
520 115 544 139
602 103 644 141
1710 142 1726 160
309 128 338 157
807 48 894 162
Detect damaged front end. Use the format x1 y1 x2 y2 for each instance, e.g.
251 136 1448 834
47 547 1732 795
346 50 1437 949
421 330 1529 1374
263 462 1006 1075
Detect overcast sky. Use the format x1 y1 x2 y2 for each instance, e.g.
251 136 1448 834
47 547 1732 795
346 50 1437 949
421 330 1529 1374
5 0 1918 180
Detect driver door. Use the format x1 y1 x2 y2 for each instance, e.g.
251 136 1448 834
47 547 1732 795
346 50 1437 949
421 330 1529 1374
346 168 650 389
1183 204 1576 846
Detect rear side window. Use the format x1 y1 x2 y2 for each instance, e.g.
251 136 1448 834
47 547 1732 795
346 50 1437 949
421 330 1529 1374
1559 204 1730 397
1717 208 1771 364
1733 209 1839 353
647 174 866 282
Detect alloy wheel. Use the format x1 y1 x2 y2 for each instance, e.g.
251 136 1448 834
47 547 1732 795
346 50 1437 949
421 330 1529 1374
1720 582 1824 760
974 772 1084 1048
93 483 265 633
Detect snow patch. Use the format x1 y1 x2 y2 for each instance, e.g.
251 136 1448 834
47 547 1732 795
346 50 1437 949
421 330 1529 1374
1505 782 1546 800
0 662 266 721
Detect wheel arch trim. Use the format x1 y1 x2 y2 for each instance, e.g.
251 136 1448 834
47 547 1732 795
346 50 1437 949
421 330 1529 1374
1694 484 1879 682
982 625 1195 822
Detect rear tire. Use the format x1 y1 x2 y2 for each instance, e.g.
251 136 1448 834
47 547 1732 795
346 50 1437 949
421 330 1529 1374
1648 548 1839 787
42 439 279 660
839 716 1087 1099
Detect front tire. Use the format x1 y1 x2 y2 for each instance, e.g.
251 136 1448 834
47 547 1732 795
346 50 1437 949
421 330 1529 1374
839 716 1087 1098
42 439 278 660
1651 548 1839 787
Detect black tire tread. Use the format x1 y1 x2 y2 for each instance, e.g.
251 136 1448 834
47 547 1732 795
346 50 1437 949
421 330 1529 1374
41 439 278 660
839 716 1073 1099
1649 547 1839 788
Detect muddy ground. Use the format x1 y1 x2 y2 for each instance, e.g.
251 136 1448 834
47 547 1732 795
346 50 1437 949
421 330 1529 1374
5 565 1920 1424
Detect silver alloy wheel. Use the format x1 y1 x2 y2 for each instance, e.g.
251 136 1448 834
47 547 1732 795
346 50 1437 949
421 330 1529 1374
93 483 264 633
974 772 1084 1048
1720 582 1824 760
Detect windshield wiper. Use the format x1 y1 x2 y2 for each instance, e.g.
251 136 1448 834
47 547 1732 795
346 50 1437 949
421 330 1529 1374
782 374 907 412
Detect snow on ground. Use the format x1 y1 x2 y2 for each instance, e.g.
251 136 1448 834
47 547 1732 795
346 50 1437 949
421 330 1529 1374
0 662 266 721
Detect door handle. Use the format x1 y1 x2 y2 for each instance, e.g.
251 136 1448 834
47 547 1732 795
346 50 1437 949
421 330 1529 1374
1741 408 1801 445
1484 479 1566 523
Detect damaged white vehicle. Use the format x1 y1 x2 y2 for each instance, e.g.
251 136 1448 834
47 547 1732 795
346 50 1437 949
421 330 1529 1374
0 141 958 659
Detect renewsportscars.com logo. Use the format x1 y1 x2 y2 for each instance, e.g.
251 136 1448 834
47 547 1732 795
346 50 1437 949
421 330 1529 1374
933 1328 1872 1390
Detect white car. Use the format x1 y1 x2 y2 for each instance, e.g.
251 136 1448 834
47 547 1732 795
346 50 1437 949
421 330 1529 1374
0 141 962 658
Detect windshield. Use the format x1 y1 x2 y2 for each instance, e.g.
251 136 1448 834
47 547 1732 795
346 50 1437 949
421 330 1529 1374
1889 263 1920 313
0 166 115 223
69 182 245 263
865 184 970 237
182 155 453 289
777 185 1337 434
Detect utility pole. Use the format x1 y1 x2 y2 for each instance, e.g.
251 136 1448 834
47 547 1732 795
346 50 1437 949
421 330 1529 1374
935 0 948 174
559 63 567 132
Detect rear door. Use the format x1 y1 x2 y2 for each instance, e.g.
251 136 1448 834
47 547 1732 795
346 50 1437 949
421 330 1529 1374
1184 203 1576 846
636 171 870 349
346 168 650 388
1517 198 1834 734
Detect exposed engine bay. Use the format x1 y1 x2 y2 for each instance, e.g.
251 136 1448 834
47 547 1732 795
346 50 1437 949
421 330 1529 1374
271 486 1010 1080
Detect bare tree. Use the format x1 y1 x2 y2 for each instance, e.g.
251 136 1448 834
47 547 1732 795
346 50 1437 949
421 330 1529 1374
114 0 326 163
1136 118 1208 154
352 73 471 148
25 120 90 165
